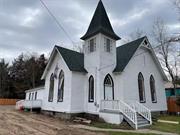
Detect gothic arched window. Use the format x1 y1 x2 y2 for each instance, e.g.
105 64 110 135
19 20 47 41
104 74 114 100
48 74 54 102
57 70 64 102
138 73 146 103
89 76 94 102
150 75 157 103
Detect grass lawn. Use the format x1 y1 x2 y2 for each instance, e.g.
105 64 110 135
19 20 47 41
90 115 180 135
91 122 157 135
91 121 132 130
150 115 180 134
108 132 157 135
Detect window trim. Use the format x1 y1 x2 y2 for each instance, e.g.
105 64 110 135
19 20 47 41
104 74 114 100
32 93 34 100
48 73 54 102
88 75 94 103
35 91 37 100
57 70 65 102
104 37 112 53
29 93 31 100
138 72 146 103
88 38 96 53
150 75 157 103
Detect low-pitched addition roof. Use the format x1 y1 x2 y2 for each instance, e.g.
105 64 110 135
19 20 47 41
55 46 87 73
113 36 146 72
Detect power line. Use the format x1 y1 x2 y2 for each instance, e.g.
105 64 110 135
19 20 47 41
39 0 75 45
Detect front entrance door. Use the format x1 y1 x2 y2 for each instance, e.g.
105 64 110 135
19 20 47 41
104 86 113 100
104 74 114 100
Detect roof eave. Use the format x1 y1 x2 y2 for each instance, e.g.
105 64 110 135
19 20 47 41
81 30 121 41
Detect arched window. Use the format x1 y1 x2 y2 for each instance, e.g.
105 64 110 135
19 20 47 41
138 73 146 103
57 70 64 102
150 75 157 103
89 76 94 102
48 74 54 102
104 74 114 100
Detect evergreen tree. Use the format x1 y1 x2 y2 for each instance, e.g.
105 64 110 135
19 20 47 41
0 59 13 98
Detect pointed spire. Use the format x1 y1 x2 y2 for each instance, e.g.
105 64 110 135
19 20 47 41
81 0 120 40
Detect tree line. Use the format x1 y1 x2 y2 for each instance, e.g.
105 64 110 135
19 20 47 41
0 54 47 99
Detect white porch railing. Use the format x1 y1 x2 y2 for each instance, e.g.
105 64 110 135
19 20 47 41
100 100 119 111
100 100 138 129
119 100 137 129
128 101 152 124
23 100 42 109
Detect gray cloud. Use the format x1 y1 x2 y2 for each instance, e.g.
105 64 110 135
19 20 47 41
0 0 179 63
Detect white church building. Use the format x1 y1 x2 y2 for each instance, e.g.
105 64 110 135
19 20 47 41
22 0 168 129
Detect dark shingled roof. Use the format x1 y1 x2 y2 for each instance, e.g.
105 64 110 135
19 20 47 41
113 36 146 72
55 46 87 73
81 0 120 40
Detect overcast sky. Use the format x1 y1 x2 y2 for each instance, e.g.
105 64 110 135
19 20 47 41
0 0 179 63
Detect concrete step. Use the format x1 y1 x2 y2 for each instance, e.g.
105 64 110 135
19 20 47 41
137 120 149 125
137 118 147 122
138 123 151 128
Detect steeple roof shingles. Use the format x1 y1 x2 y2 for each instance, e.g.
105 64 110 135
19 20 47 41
81 0 120 40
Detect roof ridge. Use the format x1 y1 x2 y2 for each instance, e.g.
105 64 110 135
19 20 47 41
55 45 84 55
117 36 146 49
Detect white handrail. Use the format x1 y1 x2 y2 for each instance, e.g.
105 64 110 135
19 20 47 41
100 100 138 129
119 100 138 129
128 101 152 124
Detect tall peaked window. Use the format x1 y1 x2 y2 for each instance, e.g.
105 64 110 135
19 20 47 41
105 38 111 52
138 73 146 103
57 70 64 102
29 93 31 100
104 74 114 100
48 74 54 102
150 75 157 103
89 76 94 102
35 92 37 100
88 38 96 53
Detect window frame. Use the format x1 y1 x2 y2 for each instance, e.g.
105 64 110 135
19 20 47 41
35 91 37 100
104 37 112 53
57 70 65 102
150 75 157 103
138 72 146 103
32 93 34 100
104 74 114 100
106 38 111 52
88 38 96 53
29 93 31 100
88 76 94 103
48 73 54 102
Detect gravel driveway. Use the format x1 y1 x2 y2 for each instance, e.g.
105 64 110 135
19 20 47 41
0 106 105 135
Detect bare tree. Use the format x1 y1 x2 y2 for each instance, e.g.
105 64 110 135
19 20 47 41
152 18 180 93
73 41 83 53
174 0 180 20
130 28 145 40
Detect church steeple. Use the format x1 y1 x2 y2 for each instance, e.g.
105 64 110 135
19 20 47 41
81 0 120 40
